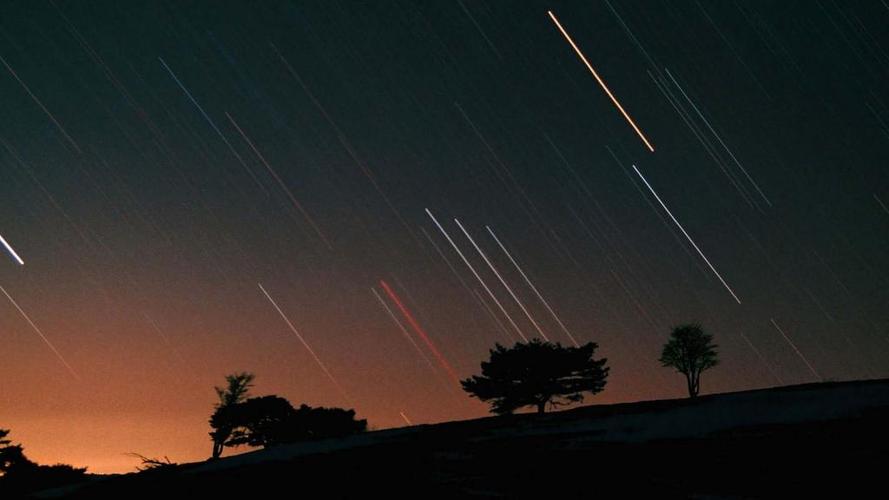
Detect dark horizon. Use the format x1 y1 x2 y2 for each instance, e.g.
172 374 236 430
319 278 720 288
1 0 888 473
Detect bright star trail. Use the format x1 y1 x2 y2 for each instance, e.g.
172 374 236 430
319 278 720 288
258 282 350 403
454 218 549 341
547 10 655 152
0 232 24 265
426 209 528 342
486 226 580 347
770 318 821 381
1 1 887 475
631 164 742 304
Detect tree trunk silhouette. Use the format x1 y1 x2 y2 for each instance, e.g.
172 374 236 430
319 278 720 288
537 401 546 414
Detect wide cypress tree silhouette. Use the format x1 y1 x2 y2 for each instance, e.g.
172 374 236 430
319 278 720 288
462 339 609 414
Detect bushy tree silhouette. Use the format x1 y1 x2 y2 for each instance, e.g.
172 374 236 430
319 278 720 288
210 394 367 452
660 324 719 398
209 372 255 459
0 428 86 495
289 405 367 441
215 395 298 448
0 428 27 476
462 339 609 414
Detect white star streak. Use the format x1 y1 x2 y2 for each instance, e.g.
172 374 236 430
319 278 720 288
454 219 550 342
142 312 186 366
0 233 24 265
875 194 889 216
739 332 784 386
226 112 333 250
547 10 655 152
0 54 81 153
425 209 528 341
770 318 820 381
472 289 514 342
486 226 580 347
664 68 771 207
157 57 267 194
631 164 742 304
258 283 350 403
0 285 79 380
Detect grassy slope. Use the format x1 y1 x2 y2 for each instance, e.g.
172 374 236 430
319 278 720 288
31 379 889 499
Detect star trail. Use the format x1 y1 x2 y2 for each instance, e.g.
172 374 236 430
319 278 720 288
1 0 887 474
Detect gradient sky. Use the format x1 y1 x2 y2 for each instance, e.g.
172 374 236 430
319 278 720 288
1 0 888 474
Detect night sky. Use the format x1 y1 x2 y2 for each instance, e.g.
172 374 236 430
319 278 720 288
2 0 888 473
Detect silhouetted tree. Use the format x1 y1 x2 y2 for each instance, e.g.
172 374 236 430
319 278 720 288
211 396 367 450
209 372 255 458
462 339 609 414
660 324 719 398
217 395 298 448
0 428 27 476
0 428 86 495
289 405 367 441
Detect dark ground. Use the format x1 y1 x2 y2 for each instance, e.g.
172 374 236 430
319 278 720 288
24 379 889 499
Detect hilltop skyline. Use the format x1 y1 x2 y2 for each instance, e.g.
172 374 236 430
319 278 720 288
1 1 888 472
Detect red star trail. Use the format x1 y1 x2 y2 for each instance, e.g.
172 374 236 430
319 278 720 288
379 279 460 385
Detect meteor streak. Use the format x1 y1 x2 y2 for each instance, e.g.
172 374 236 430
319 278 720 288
547 10 655 152
0 285 79 379
454 219 549 341
379 279 460 384
258 283 350 402
425 209 528 341
770 318 820 380
0 233 24 265
631 164 742 304
486 226 580 346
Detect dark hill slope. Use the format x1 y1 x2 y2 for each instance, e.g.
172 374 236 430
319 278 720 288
34 379 889 499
